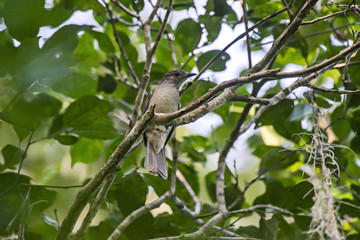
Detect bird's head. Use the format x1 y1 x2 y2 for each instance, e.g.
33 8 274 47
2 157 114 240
160 70 196 88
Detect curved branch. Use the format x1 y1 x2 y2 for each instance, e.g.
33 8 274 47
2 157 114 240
108 191 172 240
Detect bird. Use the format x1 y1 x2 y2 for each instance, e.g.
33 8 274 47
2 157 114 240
142 70 196 179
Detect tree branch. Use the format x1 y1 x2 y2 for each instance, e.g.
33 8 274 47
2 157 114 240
240 0 252 68
306 84 360 94
128 0 162 129
104 1 140 85
180 5 290 94
108 191 172 240
110 0 141 21
56 105 155 240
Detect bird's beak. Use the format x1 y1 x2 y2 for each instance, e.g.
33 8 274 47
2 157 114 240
186 72 196 78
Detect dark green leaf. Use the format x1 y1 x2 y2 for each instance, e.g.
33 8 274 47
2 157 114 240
55 135 79 145
260 216 279 240
197 50 230 72
181 80 216 106
111 173 147 216
350 109 360 134
212 0 233 17
2 144 22 169
175 19 201 55
0 92 62 131
3 0 46 41
47 72 97 99
97 74 117 93
257 99 302 139
63 95 110 127
314 96 331 108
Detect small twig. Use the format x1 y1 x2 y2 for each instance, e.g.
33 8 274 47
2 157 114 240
170 135 179 194
150 0 173 57
230 95 271 105
17 130 35 180
114 76 138 89
240 0 252 68
176 170 201 215
110 0 142 22
341 54 352 82
230 204 293 216
168 34 178 69
17 183 84 189
108 190 172 240
180 5 290 94
229 151 296 210
54 209 60 229
306 84 360 94
6 187 31 233
104 1 140 85
282 0 294 20
302 10 346 25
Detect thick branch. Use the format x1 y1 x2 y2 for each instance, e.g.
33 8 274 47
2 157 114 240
154 39 360 127
129 0 162 128
56 106 155 240
248 0 318 74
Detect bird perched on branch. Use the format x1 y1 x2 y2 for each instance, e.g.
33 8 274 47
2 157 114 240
143 70 196 179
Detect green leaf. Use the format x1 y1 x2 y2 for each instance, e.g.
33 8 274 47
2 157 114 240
97 74 117 94
257 99 302 140
259 149 298 172
350 109 360 134
111 173 148 216
54 135 79 145
47 72 97 99
0 172 56 234
63 95 110 127
199 15 222 43
42 24 93 55
0 92 62 133
212 0 233 17
314 95 331 108
3 0 46 41
2 144 22 169
62 95 117 139
197 50 230 72
129 0 144 13
142 173 170 196
260 216 279 240
181 80 216 106
70 138 103 166
175 19 201 55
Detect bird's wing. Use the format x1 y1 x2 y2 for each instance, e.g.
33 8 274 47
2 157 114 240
142 89 154 115
163 101 180 147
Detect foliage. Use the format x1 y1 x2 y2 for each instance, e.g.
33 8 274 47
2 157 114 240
0 0 360 239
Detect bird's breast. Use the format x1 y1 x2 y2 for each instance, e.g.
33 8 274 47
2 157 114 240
150 84 179 113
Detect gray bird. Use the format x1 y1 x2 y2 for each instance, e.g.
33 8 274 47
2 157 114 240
143 70 196 179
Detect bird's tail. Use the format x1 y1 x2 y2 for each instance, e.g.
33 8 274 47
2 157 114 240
145 142 168 179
